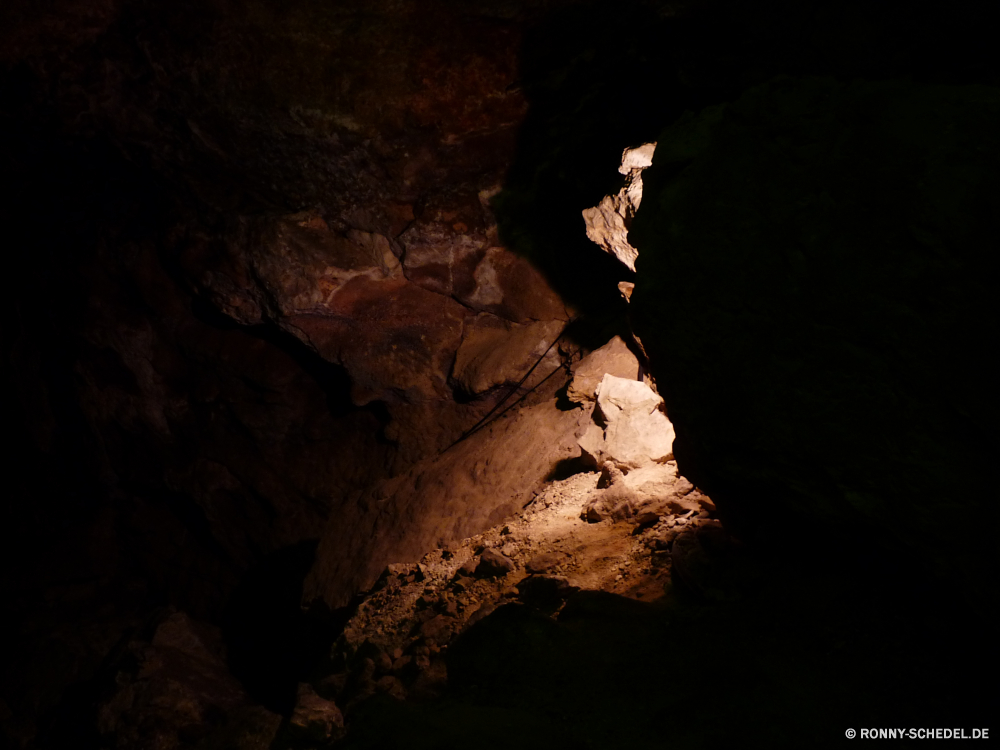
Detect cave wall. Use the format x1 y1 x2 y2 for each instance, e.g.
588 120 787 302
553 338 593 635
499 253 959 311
3 0 999 745
630 77 999 604
1 2 585 743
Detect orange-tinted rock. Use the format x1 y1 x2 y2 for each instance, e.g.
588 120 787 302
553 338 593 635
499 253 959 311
286 276 466 405
459 246 570 323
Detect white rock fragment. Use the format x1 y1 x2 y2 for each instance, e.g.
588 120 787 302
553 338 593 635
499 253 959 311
581 142 657 272
578 373 675 470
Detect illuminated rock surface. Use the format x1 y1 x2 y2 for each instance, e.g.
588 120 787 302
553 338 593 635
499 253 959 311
565 335 639 405
578 374 676 469
581 142 656 271
2 0 997 747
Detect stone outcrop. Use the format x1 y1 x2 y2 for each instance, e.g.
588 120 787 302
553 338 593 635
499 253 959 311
289 684 344 743
1 5 579 742
566 335 640 404
577 374 675 470
451 316 564 396
582 143 656 272
304 371 593 608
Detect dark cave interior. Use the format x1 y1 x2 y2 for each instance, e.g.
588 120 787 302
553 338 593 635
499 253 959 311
1 1 997 748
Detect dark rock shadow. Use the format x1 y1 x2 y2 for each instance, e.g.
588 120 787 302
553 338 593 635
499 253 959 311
221 540 349 715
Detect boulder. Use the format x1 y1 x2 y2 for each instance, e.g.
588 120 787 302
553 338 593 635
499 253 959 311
566 336 640 405
475 549 516 578
516 575 579 603
95 612 282 750
577 374 675 469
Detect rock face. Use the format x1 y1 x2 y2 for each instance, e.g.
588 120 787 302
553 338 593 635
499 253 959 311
582 142 657 272
0 3 582 741
566 335 640 405
577 374 675 470
452 316 565 397
304 370 592 608
630 77 999 603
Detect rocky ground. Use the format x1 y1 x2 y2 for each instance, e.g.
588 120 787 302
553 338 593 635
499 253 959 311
297 458 717 743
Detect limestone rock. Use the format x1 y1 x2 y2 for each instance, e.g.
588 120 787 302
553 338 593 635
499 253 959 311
577 374 675 470
566 336 640 405
582 483 637 523
581 143 656 272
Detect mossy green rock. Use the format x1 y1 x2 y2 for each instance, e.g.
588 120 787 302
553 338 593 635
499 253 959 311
630 77 999 603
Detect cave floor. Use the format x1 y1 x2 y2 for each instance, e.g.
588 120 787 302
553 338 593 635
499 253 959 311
300 459 991 750
305 461 720 740
333 461 711 662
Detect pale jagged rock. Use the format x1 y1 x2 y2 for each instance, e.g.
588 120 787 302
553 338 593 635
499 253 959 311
581 142 656 272
577 373 675 470
566 336 639 405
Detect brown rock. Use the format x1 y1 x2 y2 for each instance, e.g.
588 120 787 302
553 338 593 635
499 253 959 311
475 548 516 578
451 315 564 396
525 551 568 574
400 220 486 298
582 480 637 524
285 275 466 406
419 614 454 641
305 379 592 608
375 675 407 701
567 336 640 405
456 246 569 323
290 683 344 742
391 655 414 675
96 612 278 750
458 558 478 576
634 511 661 529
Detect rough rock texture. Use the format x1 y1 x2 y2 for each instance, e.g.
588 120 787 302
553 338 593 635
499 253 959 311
451 316 564 396
630 77 999 604
582 142 656 271
0 3 590 742
5 0 999 746
304 370 592 608
566 335 640 405
288 684 344 743
578 374 675 469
